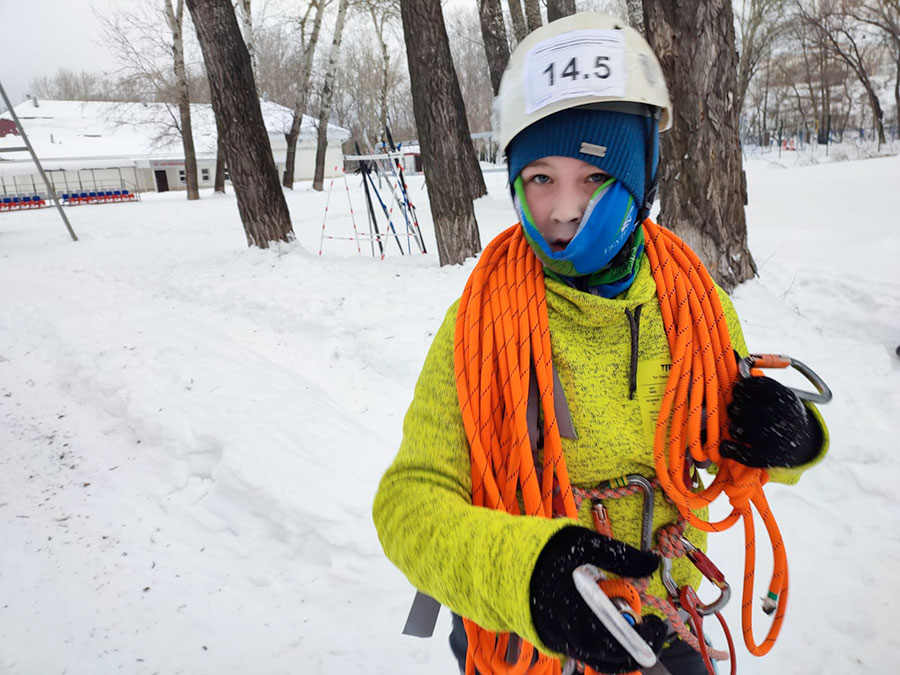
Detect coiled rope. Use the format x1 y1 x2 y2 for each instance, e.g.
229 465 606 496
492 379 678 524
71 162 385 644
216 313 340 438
454 221 787 675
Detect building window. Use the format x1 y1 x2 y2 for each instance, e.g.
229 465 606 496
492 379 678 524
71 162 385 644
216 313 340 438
178 169 186 184
201 168 210 182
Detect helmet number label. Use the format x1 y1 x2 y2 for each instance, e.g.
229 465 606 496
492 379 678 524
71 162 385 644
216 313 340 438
523 30 626 114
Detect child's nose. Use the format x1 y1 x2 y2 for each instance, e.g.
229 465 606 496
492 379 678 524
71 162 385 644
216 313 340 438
551 185 589 224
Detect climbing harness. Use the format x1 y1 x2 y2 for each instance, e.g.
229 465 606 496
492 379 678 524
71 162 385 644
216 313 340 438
570 475 737 675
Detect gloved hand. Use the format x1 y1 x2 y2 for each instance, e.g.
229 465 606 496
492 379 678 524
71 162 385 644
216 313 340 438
530 526 667 674
720 375 823 468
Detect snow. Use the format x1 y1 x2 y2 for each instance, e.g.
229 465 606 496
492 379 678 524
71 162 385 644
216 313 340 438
1 152 898 674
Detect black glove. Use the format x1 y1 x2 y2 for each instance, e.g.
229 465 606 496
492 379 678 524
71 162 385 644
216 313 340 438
530 526 667 674
720 375 823 468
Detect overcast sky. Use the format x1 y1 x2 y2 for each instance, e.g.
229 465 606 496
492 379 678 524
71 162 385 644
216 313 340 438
0 0 140 111
0 0 477 113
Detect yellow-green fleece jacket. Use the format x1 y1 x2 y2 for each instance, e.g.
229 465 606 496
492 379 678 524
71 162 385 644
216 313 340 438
373 254 828 657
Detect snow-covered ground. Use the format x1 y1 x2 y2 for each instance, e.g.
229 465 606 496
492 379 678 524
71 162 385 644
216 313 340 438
1 154 898 675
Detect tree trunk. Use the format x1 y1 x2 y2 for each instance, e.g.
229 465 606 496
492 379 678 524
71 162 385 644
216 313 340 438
236 0 257 79
372 6 390 141
400 0 482 265
865 85 887 146
478 0 510 95
894 60 900 139
523 0 541 33
283 0 325 188
546 0 576 23
186 0 293 247
625 0 645 33
313 0 350 192
507 0 528 43
214 130 226 193
164 0 200 200
643 0 756 291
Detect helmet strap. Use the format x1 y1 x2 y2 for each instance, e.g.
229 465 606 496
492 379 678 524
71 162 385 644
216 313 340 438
639 109 661 222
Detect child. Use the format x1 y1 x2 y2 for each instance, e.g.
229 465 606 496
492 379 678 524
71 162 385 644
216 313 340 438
373 12 827 675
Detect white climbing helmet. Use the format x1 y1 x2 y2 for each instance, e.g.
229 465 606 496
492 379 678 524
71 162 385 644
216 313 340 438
494 12 672 155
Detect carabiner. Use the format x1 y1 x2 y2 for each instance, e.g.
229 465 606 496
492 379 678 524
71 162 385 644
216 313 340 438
572 565 659 669
661 537 731 616
738 353 833 404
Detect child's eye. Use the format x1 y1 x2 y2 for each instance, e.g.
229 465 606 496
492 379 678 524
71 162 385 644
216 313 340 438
529 174 550 185
588 173 608 183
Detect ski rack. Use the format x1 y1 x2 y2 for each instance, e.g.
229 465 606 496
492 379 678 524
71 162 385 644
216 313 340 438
341 145 426 258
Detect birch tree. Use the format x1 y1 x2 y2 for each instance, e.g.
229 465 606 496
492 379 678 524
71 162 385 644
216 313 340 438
283 0 327 187
312 0 350 192
164 0 200 200
234 0 258 77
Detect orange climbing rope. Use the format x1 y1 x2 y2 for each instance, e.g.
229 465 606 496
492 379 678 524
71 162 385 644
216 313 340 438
641 220 788 657
454 221 787 675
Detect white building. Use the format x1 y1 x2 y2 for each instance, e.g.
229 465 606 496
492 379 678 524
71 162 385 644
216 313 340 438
0 98 350 197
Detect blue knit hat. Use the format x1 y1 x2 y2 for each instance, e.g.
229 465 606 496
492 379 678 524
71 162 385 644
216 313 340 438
507 108 655 208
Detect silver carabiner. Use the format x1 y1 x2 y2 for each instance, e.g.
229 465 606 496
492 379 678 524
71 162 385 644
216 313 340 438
572 565 659 670
738 353 832 404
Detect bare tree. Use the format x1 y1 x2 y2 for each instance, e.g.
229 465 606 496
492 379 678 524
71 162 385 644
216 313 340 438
477 1 510 96
797 0 887 146
523 0 542 32
329 13 416 147
312 0 351 191
625 0 644 31
643 0 756 291
735 0 788 114
234 0 258 77
446 8 495 138
363 0 400 143
163 0 200 200
399 0 483 265
29 69 121 101
215 130 227 192
98 3 203 199
283 1 327 187
186 0 293 247
547 1 577 22
477 0 511 95
846 0 900 138
507 0 528 42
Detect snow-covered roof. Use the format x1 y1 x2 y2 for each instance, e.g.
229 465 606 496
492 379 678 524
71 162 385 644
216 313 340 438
0 99 350 171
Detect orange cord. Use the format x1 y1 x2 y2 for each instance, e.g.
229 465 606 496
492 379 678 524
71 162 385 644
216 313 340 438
454 221 787 675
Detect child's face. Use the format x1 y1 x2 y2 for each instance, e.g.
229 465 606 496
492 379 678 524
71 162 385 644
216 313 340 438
520 156 609 252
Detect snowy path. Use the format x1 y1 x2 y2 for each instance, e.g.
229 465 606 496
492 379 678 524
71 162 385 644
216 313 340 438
1 158 898 674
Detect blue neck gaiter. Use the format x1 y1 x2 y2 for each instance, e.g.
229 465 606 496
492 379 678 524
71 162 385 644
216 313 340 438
513 175 642 294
